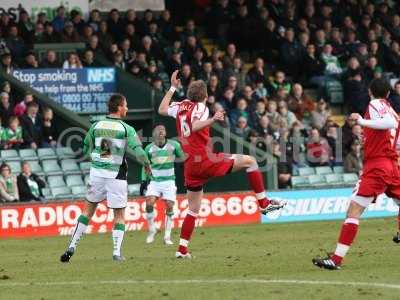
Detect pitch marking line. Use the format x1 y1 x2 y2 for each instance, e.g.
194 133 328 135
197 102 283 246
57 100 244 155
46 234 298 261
1 279 400 290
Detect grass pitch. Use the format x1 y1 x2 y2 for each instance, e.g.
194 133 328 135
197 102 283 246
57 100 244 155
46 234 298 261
1 218 400 300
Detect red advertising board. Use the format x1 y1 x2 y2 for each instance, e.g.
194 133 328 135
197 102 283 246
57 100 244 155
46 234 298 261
0 192 260 238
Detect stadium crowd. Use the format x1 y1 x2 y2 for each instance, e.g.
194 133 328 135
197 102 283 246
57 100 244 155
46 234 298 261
1 0 400 189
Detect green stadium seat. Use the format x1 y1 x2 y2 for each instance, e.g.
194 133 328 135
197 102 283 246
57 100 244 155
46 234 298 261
42 160 63 175
84 174 89 185
7 161 21 174
1 149 19 161
28 160 44 175
71 186 86 198
80 161 91 174
66 175 84 187
47 175 66 188
41 188 51 198
298 167 315 176
308 174 326 185
333 166 344 174
292 168 299 176
56 147 75 159
128 184 140 196
291 176 310 188
60 159 81 175
325 174 343 184
315 166 332 175
343 173 359 184
19 149 37 160
37 148 57 160
51 186 72 199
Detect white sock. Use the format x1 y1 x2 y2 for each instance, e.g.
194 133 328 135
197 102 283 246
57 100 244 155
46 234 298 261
112 224 125 256
68 215 89 249
147 211 155 232
164 214 173 240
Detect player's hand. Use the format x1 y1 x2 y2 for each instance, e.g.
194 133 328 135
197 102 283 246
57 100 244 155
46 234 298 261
349 113 362 121
171 70 180 89
212 111 225 122
144 164 152 179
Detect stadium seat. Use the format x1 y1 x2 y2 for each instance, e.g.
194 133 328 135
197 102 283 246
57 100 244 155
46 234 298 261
1 149 19 161
19 149 38 160
56 147 75 159
291 176 310 188
84 174 90 185
37 148 57 160
28 160 44 175
47 175 66 188
51 186 72 199
298 167 315 176
292 168 299 176
41 188 51 198
343 173 359 184
71 185 86 198
66 175 84 187
325 174 343 184
326 80 343 104
7 161 21 174
60 159 81 175
308 174 326 186
333 166 344 174
128 184 140 196
315 166 332 175
79 161 91 174
42 160 63 175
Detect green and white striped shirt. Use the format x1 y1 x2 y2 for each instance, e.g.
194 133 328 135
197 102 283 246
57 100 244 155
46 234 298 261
142 139 184 182
83 116 144 180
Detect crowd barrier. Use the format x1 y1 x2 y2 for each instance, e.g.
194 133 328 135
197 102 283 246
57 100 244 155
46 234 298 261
0 188 398 238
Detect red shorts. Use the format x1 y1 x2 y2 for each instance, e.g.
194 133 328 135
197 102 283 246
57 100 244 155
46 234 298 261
184 152 235 188
355 158 400 200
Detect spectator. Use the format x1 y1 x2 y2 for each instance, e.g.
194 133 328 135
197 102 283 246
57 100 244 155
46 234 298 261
280 27 301 78
97 21 113 53
0 52 15 74
0 163 18 202
0 92 13 126
40 50 60 68
344 140 363 174
271 140 292 189
278 101 297 128
18 10 34 43
210 102 230 128
52 6 66 33
3 116 23 150
266 101 282 135
311 99 330 130
225 57 246 89
70 10 85 35
6 25 25 62
20 102 42 149
250 99 266 128
321 44 342 76
14 92 34 117
387 41 400 76
87 35 104 57
306 127 331 167
228 98 249 127
82 49 95 67
268 71 291 96
21 51 39 69
302 44 326 88
199 61 215 84
42 107 57 147
389 80 400 113
233 116 251 138
363 56 382 84
107 9 124 41
62 52 83 69
287 83 315 126
61 21 81 43
33 22 46 44
17 161 46 202
43 22 60 43
257 115 272 138
325 123 340 165
343 70 369 114
247 57 267 86
343 123 363 156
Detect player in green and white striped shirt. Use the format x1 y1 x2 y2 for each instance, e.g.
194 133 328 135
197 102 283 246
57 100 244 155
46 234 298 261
60 94 151 263
141 124 184 245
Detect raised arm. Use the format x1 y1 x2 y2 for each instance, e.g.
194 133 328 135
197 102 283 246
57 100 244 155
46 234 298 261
158 70 180 116
350 108 397 130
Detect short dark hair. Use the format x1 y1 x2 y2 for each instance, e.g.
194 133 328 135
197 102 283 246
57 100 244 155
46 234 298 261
369 78 391 98
187 80 207 102
108 93 126 113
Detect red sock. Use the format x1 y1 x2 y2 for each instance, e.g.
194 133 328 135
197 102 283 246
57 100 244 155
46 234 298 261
178 211 197 254
246 167 270 208
397 213 400 231
331 218 359 265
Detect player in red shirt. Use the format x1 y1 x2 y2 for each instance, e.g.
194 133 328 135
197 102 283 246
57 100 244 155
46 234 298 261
313 78 400 270
159 71 286 258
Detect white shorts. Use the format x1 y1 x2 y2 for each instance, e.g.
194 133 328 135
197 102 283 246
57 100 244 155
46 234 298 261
86 175 128 208
145 180 177 202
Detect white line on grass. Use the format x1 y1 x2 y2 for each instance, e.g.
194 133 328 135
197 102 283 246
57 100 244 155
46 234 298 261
1 279 400 290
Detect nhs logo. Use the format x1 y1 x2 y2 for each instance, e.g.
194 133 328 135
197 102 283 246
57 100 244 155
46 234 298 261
87 68 115 83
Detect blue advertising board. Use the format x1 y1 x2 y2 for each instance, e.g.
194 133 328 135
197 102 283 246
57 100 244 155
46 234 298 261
262 188 398 223
13 68 116 113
